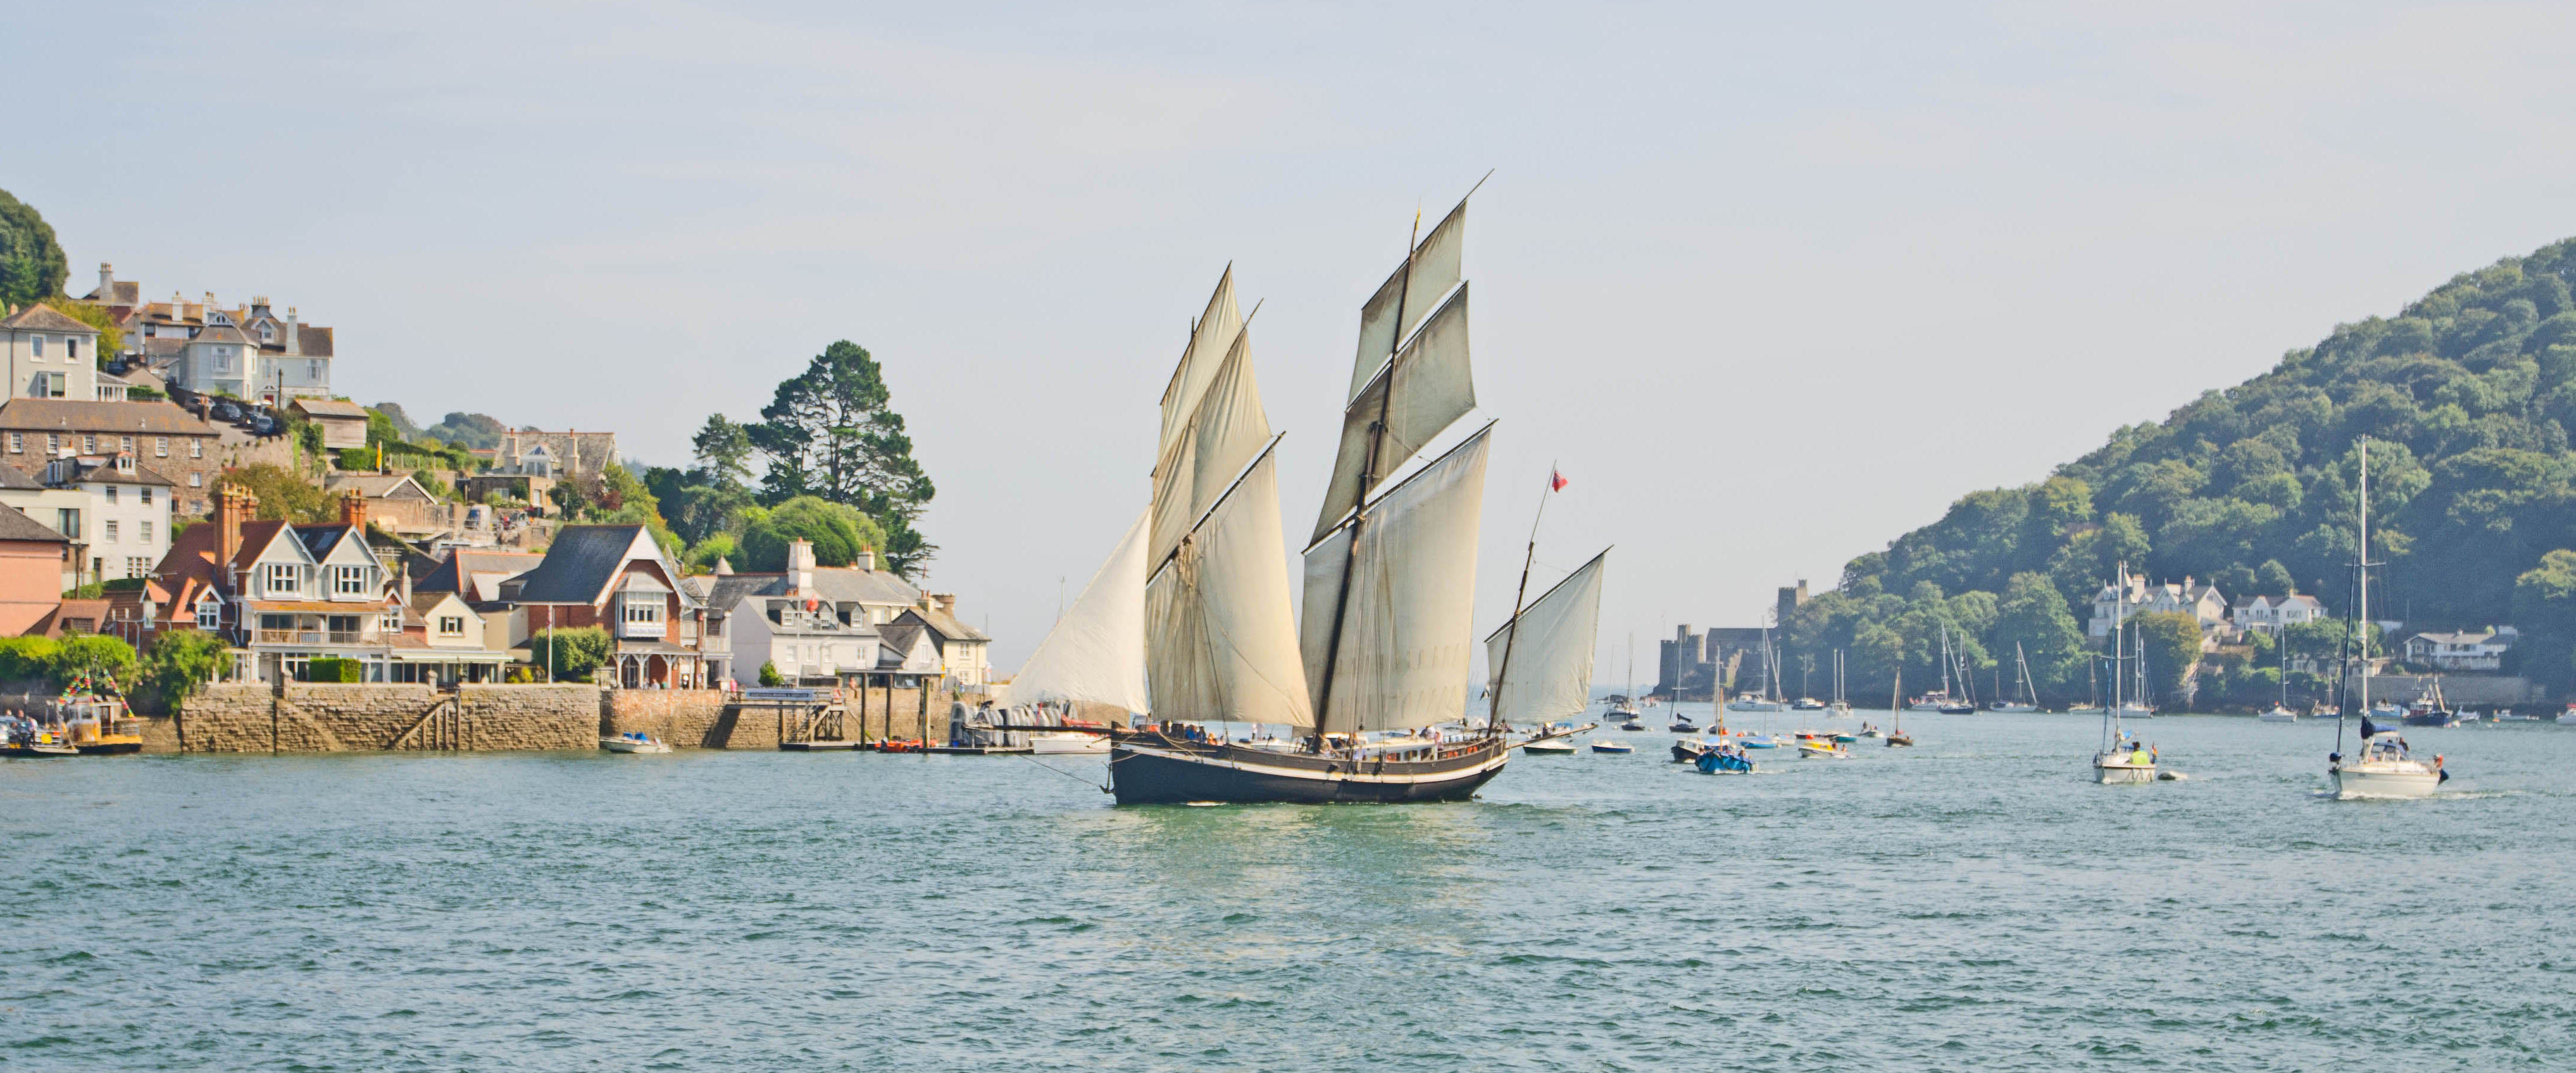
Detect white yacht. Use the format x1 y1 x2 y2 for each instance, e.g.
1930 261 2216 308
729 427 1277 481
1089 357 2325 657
2092 565 2159 784
2328 438 2449 800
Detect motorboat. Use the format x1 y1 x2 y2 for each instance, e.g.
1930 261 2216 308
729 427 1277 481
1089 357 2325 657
2492 711 2538 723
1032 732 1112 755
1694 742 1756 774
1791 697 1826 711
1519 721 1586 755
1989 702 2038 713
1797 737 1850 759
2400 680 2457 727
1729 697 1785 713
1856 723 1883 739
1590 739 1634 755
2331 719 2444 799
1668 715 1699 733
1827 700 1853 718
601 732 674 754
2258 706 2299 723
1618 714 1647 731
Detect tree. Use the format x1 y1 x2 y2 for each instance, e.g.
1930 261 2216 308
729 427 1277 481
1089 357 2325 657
424 412 508 450
530 627 611 682
749 341 937 577
736 496 889 573
1991 571 2086 697
2513 549 2576 637
2130 611 2204 708
139 630 231 712
758 661 784 687
370 402 424 442
692 414 757 489
221 465 333 523
41 299 124 361
0 188 68 309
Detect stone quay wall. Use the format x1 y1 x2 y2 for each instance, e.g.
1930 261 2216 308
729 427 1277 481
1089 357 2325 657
602 690 766 749
174 683 598 752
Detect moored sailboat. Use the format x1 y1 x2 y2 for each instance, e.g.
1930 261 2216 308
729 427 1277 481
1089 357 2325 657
2093 561 2158 784
2330 438 2447 800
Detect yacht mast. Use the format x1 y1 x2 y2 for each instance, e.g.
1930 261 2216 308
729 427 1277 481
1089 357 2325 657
1310 213 1417 749
2358 437 2372 719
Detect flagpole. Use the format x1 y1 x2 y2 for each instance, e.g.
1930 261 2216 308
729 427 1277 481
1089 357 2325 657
1488 465 1562 736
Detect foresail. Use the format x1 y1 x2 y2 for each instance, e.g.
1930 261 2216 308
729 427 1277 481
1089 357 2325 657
1151 329 1273 567
1348 200 1467 401
1299 425 1492 734
1310 284 1473 543
1157 267 1243 458
1011 509 1150 714
1144 447 1315 728
1484 549 1608 725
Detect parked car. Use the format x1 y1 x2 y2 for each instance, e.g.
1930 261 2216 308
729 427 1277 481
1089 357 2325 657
211 400 242 422
248 414 282 436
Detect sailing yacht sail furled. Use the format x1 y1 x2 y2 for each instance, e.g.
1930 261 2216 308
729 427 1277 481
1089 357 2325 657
1110 185 1541 805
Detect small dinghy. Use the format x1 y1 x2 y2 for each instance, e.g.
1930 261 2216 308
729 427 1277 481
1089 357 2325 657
1797 738 1850 758
601 732 673 754
1695 745 1756 774
1590 739 1634 754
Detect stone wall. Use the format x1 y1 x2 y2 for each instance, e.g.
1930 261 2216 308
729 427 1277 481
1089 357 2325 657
174 682 599 752
601 690 763 749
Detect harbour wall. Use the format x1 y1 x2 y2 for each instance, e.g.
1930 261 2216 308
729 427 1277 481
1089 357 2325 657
160 683 995 753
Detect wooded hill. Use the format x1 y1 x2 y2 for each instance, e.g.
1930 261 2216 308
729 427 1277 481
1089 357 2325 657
1785 236 2576 703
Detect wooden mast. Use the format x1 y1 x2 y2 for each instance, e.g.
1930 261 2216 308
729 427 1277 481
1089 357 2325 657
1310 209 1420 753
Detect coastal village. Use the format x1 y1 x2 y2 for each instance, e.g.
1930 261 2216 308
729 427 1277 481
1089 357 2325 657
0 262 994 755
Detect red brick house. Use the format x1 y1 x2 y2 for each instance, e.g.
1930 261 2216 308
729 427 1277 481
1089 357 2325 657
502 524 706 688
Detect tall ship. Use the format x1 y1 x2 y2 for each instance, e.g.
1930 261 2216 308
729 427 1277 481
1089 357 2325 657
1018 189 1606 805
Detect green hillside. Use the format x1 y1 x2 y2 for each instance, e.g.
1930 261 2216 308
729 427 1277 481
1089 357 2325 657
1786 236 2576 704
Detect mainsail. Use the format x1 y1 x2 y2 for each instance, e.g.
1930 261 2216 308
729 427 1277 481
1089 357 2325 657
1301 425 1493 734
1146 444 1314 728
1484 549 1609 725
1009 509 1150 714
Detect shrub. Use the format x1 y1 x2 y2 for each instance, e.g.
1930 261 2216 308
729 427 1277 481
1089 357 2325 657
52 634 136 688
304 656 362 683
758 661 784 687
0 636 60 683
140 630 232 711
529 627 611 682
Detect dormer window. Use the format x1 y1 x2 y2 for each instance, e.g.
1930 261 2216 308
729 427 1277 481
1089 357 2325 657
196 598 221 630
261 326 274 342
266 563 300 595
333 565 370 595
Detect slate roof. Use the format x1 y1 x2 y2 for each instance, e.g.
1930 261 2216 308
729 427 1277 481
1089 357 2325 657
296 326 335 357
28 599 114 638
85 281 140 306
0 399 219 435
901 605 989 643
0 305 97 334
0 503 69 545
414 550 543 602
718 566 922 608
292 398 369 419
57 458 177 487
0 466 41 490
324 473 435 500
510 525 673 605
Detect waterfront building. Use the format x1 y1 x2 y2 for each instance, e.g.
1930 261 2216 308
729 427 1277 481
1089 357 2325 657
895 594 990 689
2232 593 2326 636
700 540 929 687
2400 628 2519 672
2089 571 2228 643
0 503 70 635
129 486 514 683
0 398 228 515
502 524 707 688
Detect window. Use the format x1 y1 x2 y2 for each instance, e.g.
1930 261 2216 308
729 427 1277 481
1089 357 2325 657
104 521 117 543
125 556 149 578
55 508 78 539
140 520 152 543
308 359 321 380
45 434 58 455
266 563 299 595
120 436 133 454
189 439 202 458
214 352 229 372
623 599 662 624
196 600 221 630
5 433 17 453
140 488 151 506
82 436 95 453
380 610 402 632
154 437 167 458
46 374 63 398
105 486 118 506
66 338 79 359
333 565 369 595
439 616 464 636
261 326 274 342
30 337 42 358
189 473 201 487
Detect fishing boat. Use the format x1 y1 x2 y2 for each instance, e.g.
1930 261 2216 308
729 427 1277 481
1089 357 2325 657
1990 643 2041 712
2327 439 2447 800
2400 679 2458 727
2092 562 2159 784
600 731 673 753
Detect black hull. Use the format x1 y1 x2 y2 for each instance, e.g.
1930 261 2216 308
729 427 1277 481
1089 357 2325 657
1109 736 1507 805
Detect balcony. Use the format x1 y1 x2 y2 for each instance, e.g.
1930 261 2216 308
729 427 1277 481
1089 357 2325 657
254 629 367 646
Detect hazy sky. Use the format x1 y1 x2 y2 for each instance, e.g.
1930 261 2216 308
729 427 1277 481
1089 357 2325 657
13 2 2576 679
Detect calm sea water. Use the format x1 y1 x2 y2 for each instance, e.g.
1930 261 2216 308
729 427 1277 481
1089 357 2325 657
5 711 2572 1071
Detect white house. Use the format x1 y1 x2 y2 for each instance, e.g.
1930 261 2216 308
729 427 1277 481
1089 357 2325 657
43 452 174 583
2400 628 2518 672
1 304 101 402
2234 594 2327 636
2090 573 2227 642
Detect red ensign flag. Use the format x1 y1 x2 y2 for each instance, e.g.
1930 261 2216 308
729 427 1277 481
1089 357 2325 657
1549 469 1569 492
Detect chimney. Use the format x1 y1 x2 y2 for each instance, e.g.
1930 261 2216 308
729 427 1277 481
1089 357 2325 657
936 593 958 617
216 484 255 580
339 487 367 529
98 263 113 298
251 296 271 318
285 307 299 355
787 538 815 594
856 546 875 572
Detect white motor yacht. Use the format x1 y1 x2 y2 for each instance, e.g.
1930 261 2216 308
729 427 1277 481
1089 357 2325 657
1032 732 1111 755
601 733 674 754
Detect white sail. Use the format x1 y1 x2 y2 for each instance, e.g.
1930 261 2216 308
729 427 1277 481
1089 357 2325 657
1484 549 1608 725
1151 329 1273 568
1310 285 1474 543
1300 425 1493 734
1145 445 1315 728
1348 200 1466 401
1009 509 1150 714
1157 267 1243 458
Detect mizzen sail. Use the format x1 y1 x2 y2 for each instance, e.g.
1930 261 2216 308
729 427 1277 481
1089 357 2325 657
1484 549 1608 725
1010 509 1150 714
